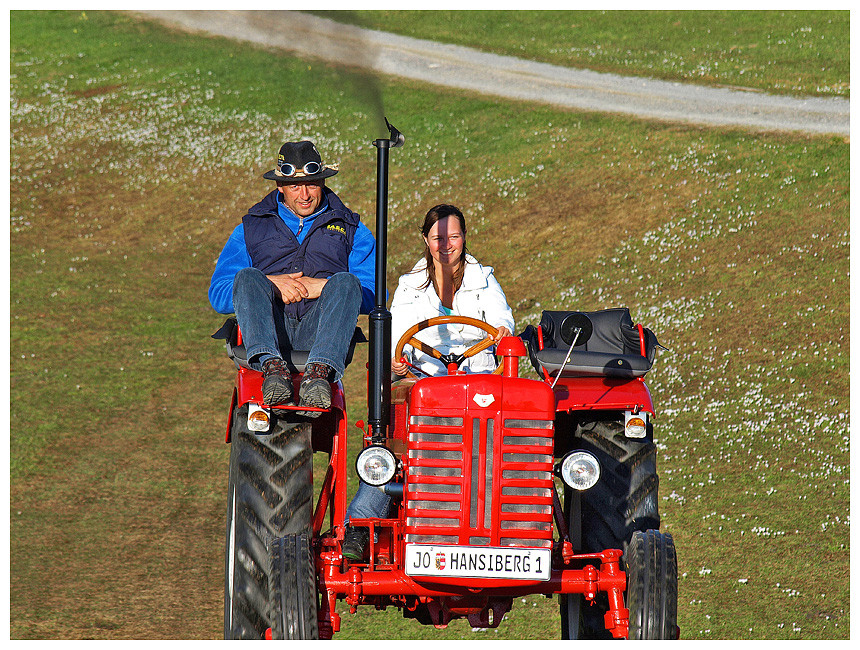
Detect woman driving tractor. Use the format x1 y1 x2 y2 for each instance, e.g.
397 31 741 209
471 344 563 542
342 203 515 560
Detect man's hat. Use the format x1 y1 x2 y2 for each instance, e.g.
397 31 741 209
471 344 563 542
262 140 339 182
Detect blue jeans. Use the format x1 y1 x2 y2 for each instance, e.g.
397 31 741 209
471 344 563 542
346 481 392 525
232 267 361 381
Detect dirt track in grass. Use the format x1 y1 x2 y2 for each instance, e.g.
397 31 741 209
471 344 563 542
132 10 849 137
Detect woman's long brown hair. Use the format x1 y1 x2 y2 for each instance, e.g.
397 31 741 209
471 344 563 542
418 204 469 295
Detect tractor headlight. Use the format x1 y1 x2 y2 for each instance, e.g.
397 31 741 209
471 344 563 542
247 404 270 432
625 410 648 438
559 451 601 491
356 445 397 486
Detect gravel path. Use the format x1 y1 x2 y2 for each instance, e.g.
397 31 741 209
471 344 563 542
134 10 849 137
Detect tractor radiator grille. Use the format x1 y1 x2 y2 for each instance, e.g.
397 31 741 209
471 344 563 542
405 415 554 547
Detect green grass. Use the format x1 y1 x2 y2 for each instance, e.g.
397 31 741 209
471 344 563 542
9 9 849 640
312 10 849 98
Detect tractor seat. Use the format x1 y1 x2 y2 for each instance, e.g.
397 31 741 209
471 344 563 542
522 308 660 380
212 316 367 373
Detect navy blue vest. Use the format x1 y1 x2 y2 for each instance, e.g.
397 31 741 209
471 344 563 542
242 188 359 319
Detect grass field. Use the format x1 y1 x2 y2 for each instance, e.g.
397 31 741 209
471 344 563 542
8 10 849 640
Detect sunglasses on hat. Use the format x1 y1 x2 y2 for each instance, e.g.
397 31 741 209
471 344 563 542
275 161 323 178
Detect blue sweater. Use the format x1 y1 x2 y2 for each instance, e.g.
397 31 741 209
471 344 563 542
208 194 377 315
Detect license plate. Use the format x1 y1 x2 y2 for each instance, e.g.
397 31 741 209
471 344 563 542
404 544 551 581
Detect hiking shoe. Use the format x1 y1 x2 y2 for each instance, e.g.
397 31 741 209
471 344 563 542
298 363 332 417
261 357 292 406
341 526 369 561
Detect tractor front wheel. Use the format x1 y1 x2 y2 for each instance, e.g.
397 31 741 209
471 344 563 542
625 529 679 639
268 533 319 639
559 487 588 639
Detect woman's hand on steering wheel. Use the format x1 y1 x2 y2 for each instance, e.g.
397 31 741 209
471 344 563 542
494 326 512 341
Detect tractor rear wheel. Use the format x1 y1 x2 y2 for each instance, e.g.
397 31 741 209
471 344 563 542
224 405 314 639
578 417 660 555
561 415 661 639
625 529 678 639
268 533 319 639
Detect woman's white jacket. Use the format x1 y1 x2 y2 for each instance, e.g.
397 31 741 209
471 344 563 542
390 254 515 376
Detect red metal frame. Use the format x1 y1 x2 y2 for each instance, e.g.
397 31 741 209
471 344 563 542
553 375 653 414
317 541 628 638
317 340 638 637
226 329 653 639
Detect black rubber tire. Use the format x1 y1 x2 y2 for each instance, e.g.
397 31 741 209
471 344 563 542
224 404 314 639
559 488 585 639
578 418 660 556
560 416 661 639
625 530 678 639
269 533 319 639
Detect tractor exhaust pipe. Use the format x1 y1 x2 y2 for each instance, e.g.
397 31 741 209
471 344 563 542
368 118 404 443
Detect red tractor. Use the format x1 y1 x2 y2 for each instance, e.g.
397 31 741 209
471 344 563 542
216 122 678 640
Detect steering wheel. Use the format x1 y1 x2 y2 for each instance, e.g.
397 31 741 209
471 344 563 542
393 315 504 378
